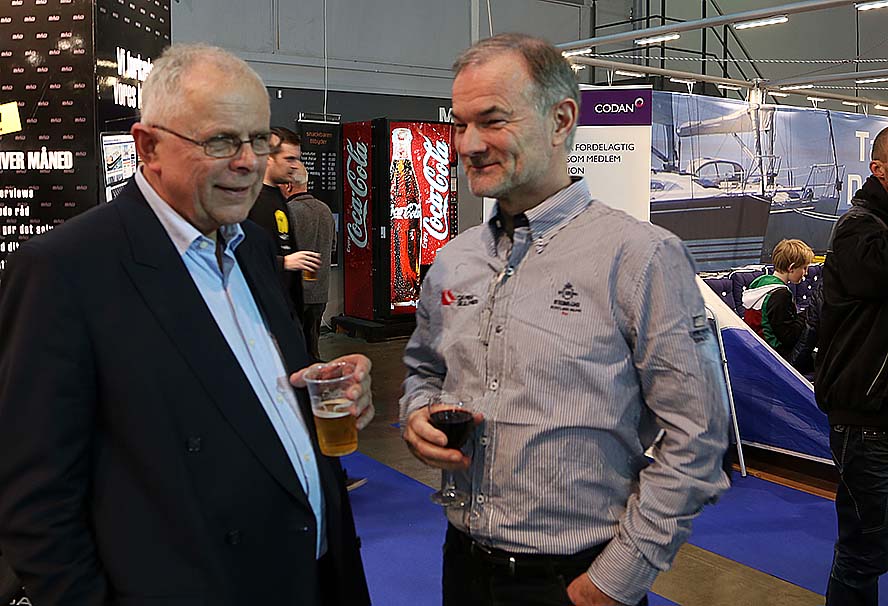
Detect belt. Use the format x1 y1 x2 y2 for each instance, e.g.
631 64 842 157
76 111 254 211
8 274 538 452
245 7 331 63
449 526 602 579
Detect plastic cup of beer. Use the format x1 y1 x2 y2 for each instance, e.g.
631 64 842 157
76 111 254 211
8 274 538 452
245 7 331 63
303 362 358 457
303 268 318 281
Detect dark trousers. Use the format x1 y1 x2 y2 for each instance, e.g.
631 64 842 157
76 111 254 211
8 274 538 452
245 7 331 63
827 425 888 606
302 303 326 361
443 525 648 606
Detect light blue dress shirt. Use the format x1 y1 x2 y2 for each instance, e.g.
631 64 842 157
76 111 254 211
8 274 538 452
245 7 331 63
135 170 326 557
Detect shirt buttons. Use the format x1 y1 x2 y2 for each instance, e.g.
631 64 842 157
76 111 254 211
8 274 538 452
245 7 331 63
476 494 485 504
186 437 202 453
303 454 312 463
479 436 490 446
505 266 515 277
489 379 499 391
494 325 504 334
199 241 209 250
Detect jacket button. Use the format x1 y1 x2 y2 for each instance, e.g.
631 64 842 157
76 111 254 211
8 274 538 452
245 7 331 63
186 437 202 453
302 525 311 533
225 530 241 545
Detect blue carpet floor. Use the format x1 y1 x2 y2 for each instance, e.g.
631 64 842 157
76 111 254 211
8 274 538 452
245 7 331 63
690 472 888 603
343 452 677 605
344 451 888 604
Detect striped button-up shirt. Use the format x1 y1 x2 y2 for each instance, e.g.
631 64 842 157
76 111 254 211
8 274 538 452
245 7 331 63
401 178 730 605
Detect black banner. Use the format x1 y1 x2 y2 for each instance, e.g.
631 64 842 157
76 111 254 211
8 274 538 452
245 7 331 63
0 0 170 273
95 0 169 133
0 0 95 273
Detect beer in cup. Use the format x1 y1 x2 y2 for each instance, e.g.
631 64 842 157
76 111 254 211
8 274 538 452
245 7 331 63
303 362 357 456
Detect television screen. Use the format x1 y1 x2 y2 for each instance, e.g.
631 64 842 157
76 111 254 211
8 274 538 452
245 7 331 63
100 132 138 203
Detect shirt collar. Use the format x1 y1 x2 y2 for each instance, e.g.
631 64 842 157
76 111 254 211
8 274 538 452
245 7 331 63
486 177 591 252
135 167 244 257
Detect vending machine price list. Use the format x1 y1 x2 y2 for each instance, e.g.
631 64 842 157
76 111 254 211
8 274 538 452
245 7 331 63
297 124 341 214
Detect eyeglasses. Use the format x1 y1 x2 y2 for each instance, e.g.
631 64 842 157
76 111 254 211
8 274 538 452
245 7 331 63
150 124 274 158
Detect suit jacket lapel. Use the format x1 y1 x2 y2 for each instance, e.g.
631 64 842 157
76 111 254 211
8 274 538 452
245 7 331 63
114 182 310 507
237 224 344 513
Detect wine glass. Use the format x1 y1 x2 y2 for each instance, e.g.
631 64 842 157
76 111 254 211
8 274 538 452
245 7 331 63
427 393 474 507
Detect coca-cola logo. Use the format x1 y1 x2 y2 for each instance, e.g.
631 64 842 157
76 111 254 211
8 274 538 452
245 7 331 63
421 135 450 241
345 138 370 250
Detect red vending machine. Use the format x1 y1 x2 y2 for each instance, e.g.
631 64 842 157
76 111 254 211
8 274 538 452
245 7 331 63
342 119 458 327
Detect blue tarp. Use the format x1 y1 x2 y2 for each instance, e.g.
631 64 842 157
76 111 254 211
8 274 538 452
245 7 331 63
722 327 831 461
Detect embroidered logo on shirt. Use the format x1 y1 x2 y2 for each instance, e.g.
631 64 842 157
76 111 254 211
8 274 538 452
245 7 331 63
442 289 479 307
551 283 582 315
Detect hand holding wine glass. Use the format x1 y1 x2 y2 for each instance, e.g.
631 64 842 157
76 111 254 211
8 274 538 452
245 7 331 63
427 393 475 507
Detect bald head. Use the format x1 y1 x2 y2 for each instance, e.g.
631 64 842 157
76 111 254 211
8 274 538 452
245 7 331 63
873 127 888 162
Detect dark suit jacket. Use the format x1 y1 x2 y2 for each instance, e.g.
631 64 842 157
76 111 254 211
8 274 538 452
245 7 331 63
0 181 370 606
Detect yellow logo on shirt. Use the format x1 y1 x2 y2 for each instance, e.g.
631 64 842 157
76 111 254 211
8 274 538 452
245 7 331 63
274 210 289 236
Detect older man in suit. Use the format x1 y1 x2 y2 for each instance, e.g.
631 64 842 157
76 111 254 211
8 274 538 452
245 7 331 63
0 43 373 606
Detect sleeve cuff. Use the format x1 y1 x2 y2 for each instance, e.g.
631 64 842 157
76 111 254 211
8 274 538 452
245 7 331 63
586 532 660 606
398 393 431 432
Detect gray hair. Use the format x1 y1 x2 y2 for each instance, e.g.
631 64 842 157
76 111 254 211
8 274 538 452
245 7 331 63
453 33 580 147
140 43 268 125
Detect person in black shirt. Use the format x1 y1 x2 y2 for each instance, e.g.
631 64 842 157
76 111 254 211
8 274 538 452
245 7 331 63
249 127 321 321
817 126 888 606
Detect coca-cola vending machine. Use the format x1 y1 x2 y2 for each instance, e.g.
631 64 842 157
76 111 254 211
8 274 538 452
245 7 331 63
342 119 458 324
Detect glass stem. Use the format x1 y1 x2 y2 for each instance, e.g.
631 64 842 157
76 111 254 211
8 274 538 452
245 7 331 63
442 470 456 496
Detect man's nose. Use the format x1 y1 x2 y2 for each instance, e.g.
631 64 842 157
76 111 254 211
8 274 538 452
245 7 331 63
230 142 262 171
456 124 486 157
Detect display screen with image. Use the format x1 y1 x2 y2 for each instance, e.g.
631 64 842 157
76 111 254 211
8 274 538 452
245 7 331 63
100 132 138 203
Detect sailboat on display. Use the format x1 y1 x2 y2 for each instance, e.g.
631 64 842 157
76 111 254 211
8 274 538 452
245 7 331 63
648 91 849 271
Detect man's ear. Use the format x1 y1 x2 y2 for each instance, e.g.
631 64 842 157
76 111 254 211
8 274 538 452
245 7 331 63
551 97 578 148
870 159 886 180
131 122 159 169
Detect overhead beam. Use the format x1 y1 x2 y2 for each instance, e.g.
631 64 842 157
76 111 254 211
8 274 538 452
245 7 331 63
769 67 888 87
556 0 858 52
569 56 888 107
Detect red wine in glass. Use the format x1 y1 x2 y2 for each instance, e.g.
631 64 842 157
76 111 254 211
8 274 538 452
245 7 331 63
427 394 474 507
429 408 473 449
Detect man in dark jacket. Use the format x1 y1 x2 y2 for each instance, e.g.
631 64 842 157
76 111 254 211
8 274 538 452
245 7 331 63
0 44 373 606
816 126 888 606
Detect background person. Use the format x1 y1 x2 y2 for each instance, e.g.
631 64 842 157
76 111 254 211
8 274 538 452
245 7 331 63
816 126 888 606
250 126 321 320
400 33 729 606
742 238 819 374
0 44 373 606
286 159 336 361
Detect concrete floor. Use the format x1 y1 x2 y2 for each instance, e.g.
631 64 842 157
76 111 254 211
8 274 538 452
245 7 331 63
320 331 828 606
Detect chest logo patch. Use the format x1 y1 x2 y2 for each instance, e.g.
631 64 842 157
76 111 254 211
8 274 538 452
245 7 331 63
551 282 582 315
442 289 479 307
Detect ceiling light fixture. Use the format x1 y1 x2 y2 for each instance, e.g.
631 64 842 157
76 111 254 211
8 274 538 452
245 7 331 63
615 69 645 78
635 33 680 46
562 48 591 58
669 77 696 85
875 104 888 110
768 91 789 97
734 15 788 29
781 84 815 91
856 76 888 84
717 84 743 91
842 101 860 106
856 1 888 10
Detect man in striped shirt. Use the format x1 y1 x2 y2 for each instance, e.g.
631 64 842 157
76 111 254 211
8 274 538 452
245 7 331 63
400 33 730 606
